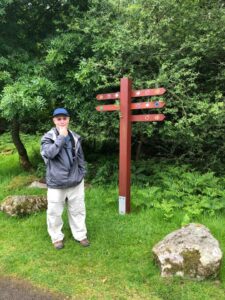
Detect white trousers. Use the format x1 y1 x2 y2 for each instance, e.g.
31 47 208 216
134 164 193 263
47 180 87 243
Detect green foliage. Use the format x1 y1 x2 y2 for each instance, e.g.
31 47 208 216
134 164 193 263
39 0 225 171
0 0 13 16
86 157 118 185
0 0 225 171
132 162 225 224
0 76 55 120
87 157 225 224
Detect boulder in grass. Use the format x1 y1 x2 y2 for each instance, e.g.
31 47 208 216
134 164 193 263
152 223 222 280
0 195 47 216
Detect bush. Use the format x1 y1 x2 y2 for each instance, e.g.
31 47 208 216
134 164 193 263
87 157 225 223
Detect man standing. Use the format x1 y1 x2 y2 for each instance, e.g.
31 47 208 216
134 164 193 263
41 108 90 250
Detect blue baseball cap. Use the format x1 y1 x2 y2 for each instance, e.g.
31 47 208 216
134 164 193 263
52 108 70 117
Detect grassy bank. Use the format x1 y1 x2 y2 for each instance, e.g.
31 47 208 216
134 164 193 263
0 134 225 299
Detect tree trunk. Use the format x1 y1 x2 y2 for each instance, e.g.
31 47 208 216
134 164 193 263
11 118 33 171
135 133 144 161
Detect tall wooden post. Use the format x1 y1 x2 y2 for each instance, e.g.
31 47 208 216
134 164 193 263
118 78 132 214
96 77 166 214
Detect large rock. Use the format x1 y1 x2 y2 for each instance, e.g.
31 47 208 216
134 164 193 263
0 195 47 216
152 223 222 280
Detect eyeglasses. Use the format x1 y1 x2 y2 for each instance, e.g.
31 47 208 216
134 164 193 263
55 117 68 121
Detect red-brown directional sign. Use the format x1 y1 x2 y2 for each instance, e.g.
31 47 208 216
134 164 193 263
96 92 120 100
131 114 165 122
96 104 120 111
96 88 166 100
132 88 166 97
96 101 165 112
96 77 167 215
131 101 165 109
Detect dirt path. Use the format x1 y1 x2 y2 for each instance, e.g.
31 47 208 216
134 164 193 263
0 276 69 300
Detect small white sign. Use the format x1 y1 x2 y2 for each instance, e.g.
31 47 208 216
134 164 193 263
119 196 126 215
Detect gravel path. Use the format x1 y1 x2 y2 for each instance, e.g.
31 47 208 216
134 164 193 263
0 276 68 300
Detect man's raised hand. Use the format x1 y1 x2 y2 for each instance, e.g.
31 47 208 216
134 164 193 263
58 126 68 137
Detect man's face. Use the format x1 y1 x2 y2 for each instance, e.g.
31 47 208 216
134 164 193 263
53 115 70 128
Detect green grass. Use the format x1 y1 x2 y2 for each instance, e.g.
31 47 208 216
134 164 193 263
0 133 225 299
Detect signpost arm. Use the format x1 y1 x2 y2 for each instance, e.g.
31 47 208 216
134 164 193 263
119 77 132 214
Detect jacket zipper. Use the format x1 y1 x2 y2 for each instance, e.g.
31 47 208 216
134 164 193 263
65 148 73 167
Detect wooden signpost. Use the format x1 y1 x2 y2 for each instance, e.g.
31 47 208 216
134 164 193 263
96 77 166 214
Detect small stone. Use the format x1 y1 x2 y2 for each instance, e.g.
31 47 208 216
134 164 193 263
152 223 223 280
28 181 47 189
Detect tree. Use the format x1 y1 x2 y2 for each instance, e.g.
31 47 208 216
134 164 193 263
0 0 81 169
1 76 55 169
43 0 225 170
0 0 224 171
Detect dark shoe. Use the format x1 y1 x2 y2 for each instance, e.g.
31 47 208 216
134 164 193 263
53 240 64 250
76 238 90 247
